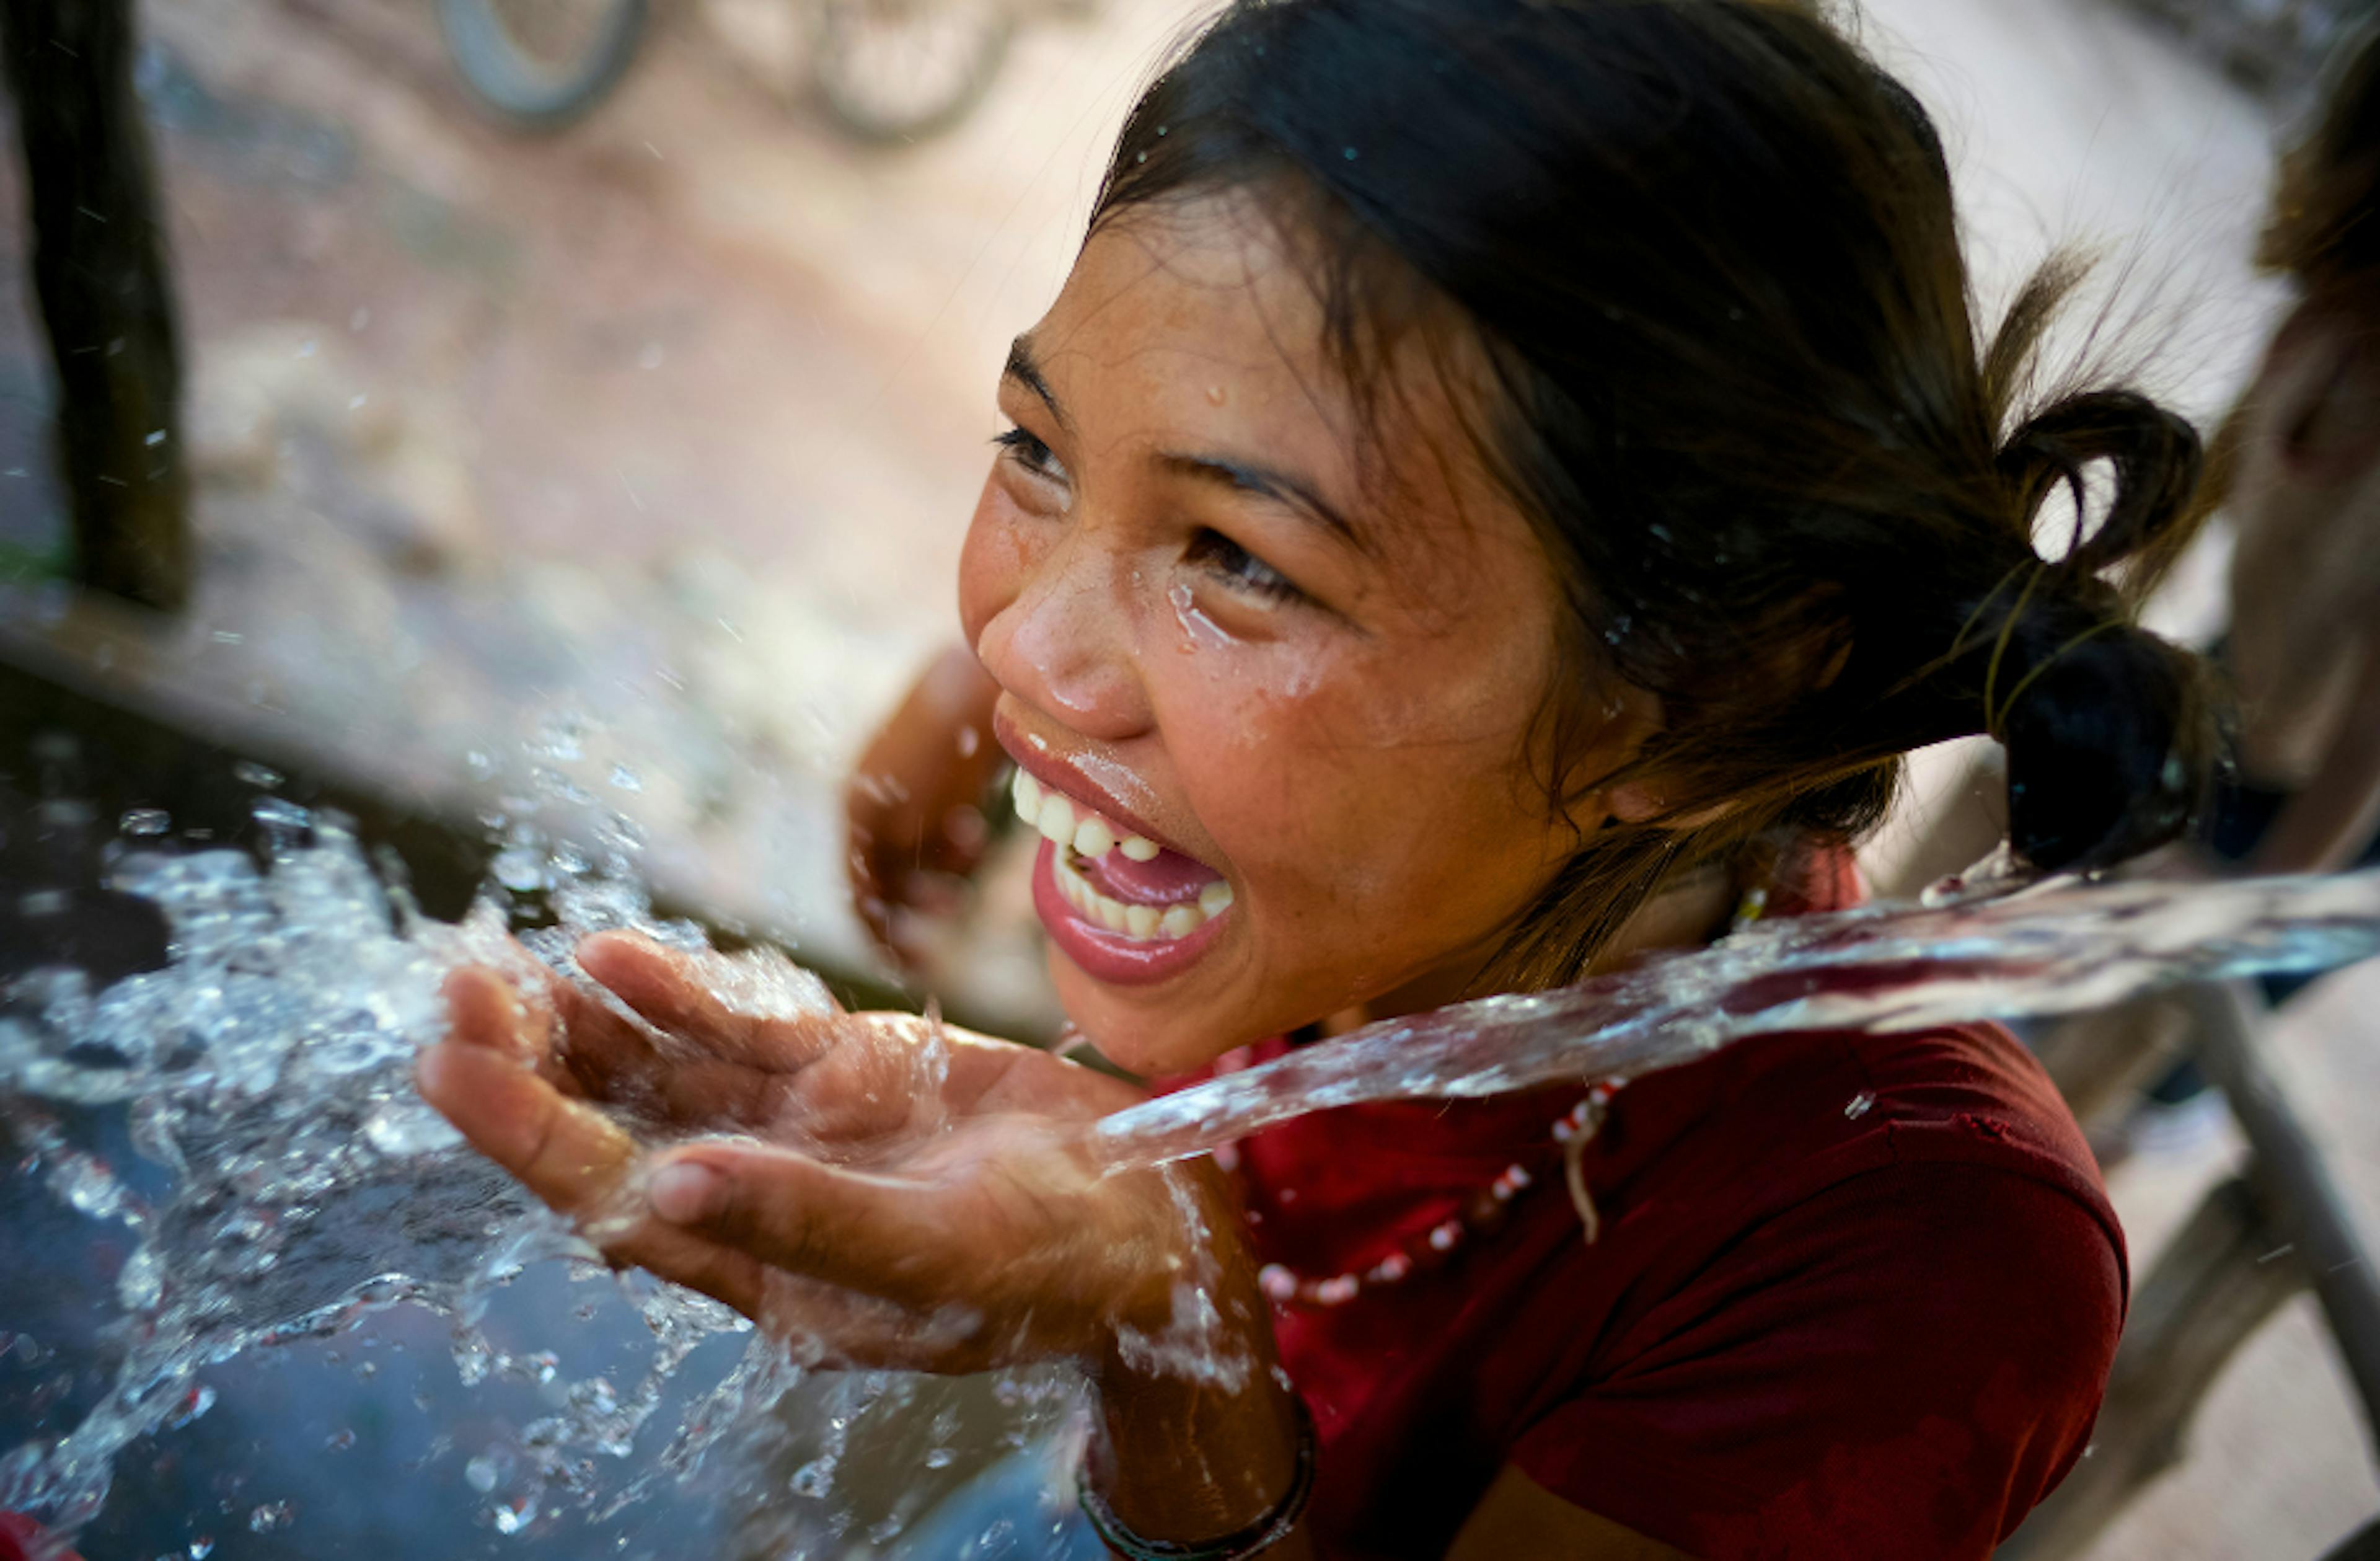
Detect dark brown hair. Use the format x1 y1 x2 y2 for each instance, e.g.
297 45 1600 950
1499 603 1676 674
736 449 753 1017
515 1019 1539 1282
2262 19 2380 287
1092 0 2218 986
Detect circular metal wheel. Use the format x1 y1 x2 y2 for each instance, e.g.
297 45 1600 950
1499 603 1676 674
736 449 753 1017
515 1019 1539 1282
439 0 653 131
810 0 1015 144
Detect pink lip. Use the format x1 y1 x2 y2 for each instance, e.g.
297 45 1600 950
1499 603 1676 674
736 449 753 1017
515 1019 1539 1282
1029 839 1231 987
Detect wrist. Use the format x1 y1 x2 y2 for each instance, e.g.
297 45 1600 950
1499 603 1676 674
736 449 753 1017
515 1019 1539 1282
1080 1384 1315 1561
1089 1166 1302 1542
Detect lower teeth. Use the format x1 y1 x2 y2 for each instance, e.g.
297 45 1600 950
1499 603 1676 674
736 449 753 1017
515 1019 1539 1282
1058 852 1220 942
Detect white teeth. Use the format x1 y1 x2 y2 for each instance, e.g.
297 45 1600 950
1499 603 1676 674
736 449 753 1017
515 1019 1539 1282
1010 770 1165 864
1072 816 1116 860
1049 849 1236 944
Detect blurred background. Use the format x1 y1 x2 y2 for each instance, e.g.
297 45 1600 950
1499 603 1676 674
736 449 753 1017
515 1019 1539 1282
0 0 2375 1555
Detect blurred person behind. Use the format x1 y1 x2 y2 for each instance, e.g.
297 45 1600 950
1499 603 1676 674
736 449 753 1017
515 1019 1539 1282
2217 20 2380 879
1994 22 2380 1148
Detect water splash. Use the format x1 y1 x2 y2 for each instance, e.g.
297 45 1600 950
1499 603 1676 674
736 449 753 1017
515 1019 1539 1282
0 805 1082 1552
9 783 2380 1550
1091 866 2380 1167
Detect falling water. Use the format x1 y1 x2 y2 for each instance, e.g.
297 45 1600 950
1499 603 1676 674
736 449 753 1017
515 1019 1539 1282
6 800 2380 1553
1094 862 2380 1167
0 803 1086 1557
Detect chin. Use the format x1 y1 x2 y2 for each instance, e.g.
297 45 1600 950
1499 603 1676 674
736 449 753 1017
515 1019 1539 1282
1049 959 1243 1081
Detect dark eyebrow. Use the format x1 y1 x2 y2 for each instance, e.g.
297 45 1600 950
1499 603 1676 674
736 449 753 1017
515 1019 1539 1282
1002 335 1070 435
1157 452 1366 551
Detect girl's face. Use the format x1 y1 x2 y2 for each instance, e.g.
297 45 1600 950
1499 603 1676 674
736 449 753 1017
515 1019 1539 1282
959 193 1639 1076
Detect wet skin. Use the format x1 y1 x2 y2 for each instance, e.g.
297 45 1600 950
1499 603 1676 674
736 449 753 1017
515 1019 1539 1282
421 192 1701 1555
965 191 1656 1077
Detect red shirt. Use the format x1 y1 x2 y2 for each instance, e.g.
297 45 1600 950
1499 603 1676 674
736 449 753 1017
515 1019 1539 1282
1193 851 2125 1559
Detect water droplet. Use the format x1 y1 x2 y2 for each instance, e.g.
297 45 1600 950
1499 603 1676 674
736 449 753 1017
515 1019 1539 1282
364 1099 464 1157
120 807 170 836
465 1454 503 1493
250 796 312 834
166 1384 216 1430
247 1500 293 1533
188 1539 215 1559
490 847 548 893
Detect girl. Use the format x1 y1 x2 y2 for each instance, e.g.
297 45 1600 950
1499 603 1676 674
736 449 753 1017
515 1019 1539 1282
421 1 2217 1554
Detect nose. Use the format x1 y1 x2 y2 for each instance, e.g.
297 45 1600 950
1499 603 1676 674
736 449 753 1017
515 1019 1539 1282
974 534 1153 744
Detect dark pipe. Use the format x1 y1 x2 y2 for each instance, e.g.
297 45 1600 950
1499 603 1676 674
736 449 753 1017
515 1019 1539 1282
0 0 191 610
2185 979 2380 1461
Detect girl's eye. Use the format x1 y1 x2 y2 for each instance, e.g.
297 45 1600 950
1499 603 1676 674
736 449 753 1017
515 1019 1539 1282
992 427 1067 483
1186 528 1303 604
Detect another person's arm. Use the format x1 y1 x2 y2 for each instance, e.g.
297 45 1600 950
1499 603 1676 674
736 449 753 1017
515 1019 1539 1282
845 645 1004 965
2250 631 2380 874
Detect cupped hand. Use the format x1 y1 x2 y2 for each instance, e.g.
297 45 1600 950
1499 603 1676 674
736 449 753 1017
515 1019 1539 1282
845 645 1007 967
415 930 1204 1373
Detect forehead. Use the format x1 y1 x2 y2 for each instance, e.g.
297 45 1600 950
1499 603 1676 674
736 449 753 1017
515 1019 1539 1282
1042 193 1354 441
1031 192 1529 567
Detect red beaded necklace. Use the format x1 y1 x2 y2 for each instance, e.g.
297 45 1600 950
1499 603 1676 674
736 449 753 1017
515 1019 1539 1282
1246 880 1772 1311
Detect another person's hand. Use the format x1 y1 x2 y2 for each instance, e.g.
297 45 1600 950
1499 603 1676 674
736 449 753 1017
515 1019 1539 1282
845 646 1006 969
414 931 1231 1374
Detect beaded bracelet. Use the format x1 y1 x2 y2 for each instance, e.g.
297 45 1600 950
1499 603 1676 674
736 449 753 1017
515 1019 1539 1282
1075 1394 1318 1561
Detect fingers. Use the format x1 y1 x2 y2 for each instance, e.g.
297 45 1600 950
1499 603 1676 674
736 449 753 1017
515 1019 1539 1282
441 958 654 1104
576 931 840 1071
644 1141 961 1311
418 1046 977 1363
442 964 542 1064
417 1036 639 1217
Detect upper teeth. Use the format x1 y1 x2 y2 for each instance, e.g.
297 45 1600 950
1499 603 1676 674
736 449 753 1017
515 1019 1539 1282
1011 769 1164 862
1010 767 1236 942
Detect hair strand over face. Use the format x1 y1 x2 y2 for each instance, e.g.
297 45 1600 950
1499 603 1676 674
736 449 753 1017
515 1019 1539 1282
1093 0 2218 988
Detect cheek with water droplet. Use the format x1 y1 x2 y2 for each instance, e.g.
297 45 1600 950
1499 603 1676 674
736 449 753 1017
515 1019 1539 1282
1166 583 1234 654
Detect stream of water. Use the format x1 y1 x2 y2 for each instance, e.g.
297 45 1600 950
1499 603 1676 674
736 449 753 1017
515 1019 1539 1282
1094 859 2380 1167
2 799 2377 1555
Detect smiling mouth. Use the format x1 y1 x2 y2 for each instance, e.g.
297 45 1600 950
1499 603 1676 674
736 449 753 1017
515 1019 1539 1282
1010 769 1234 942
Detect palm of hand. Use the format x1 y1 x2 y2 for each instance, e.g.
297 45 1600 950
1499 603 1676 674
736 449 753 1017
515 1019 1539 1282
418 931 1175 1373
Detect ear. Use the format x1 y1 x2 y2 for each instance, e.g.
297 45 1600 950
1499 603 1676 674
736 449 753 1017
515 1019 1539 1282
1606 779 1739 831
1556 681 1735 834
